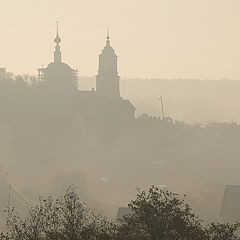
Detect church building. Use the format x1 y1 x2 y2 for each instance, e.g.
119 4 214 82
38 23 78 92
37 25 136 120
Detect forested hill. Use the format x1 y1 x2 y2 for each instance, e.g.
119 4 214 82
3 74 239 123
79 77 240 123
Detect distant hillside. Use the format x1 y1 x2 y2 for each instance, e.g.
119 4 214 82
79 77 240 123
1 74 240 222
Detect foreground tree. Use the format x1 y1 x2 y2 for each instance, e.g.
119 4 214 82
117 185 205 240
205 222 239 240
1 185 239 240
3 186 115 240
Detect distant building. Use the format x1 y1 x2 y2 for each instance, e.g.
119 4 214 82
116 207 132 220
95 31 136 119
37 25 136 120
220 185 240 222
0 68 6 76
96 30 120 99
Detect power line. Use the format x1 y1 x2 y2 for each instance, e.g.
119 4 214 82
10 183 37 205
1 180 38 206
11 192 29 207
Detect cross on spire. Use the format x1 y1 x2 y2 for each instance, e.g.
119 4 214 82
106 27 110 46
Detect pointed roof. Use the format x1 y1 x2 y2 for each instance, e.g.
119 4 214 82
54 21 61 45
100 28 117 57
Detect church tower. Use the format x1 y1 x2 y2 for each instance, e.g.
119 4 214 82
37 22 78 90
96 30 120 99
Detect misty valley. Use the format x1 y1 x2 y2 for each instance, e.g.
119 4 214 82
0 19 240 240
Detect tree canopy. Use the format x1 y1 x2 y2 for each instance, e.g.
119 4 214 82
0 185 239 240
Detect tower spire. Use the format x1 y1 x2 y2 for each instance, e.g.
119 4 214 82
54 21 62 62
57 21 59 36
106 27 110 46
54 21 61 45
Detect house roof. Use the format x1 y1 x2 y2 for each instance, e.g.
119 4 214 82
116 207 132 220
220 185 240 220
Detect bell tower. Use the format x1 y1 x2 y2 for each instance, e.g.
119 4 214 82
96 29 120 99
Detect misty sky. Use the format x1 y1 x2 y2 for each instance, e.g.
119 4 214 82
1 0 240 79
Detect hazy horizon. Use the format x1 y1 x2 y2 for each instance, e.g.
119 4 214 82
2 0 240 79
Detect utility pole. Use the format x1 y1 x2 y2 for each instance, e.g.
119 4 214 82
8 184 11 215
158 96 165 120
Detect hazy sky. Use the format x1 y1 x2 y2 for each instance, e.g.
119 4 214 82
1 0 240 79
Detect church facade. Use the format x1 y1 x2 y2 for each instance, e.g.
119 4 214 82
37 27 136 120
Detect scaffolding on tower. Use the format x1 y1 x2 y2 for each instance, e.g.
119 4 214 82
73 68 79 84
38 67 46 81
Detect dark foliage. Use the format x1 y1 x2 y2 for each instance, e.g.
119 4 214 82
1 185 239 240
